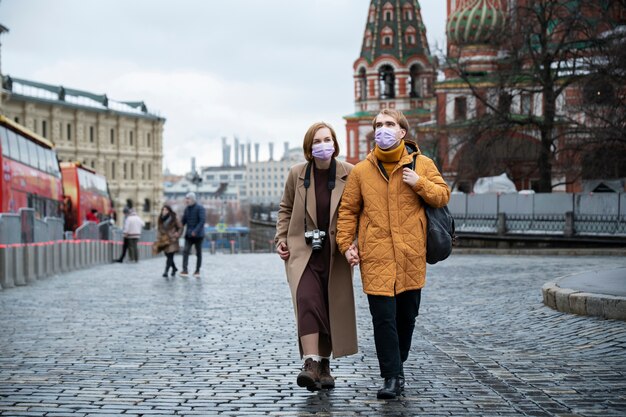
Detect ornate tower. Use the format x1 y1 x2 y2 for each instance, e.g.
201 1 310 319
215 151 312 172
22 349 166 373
344 0 436 164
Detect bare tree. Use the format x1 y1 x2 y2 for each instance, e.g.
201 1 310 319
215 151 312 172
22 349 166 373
440 0 624 191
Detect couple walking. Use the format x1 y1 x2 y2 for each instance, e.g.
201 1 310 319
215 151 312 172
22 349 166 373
275 109 450 398
154 192 206 278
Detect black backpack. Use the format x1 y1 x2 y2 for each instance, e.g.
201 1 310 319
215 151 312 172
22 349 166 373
407 151 456 265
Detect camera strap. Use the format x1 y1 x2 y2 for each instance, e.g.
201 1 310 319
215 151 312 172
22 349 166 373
303 159 336 233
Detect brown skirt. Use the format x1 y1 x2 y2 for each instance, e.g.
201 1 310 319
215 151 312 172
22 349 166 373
296 244 331 337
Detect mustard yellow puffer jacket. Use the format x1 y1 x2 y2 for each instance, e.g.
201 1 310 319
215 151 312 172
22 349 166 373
336 144 450 296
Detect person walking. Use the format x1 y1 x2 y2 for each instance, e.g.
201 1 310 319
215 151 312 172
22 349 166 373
123 209 145 262
275 122 358 392
155 205 182 277
114 207 131 263
180 192 206 278
336 109 450 399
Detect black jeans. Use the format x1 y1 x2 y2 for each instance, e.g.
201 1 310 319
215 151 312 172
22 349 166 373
182 237 203 273
367 289 422 378
118 237 129 261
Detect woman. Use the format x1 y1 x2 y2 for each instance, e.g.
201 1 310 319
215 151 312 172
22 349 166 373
156 205 182 277
275 122 358 392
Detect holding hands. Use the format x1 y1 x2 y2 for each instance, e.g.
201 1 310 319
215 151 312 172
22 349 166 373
345 243 360 267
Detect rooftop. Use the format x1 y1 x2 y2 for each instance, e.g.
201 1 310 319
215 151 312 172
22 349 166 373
2 75 164 121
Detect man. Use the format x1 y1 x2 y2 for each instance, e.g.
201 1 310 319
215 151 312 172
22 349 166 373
336 109 450 399
114 207 131 263
123 209 145 262
180 192 206 278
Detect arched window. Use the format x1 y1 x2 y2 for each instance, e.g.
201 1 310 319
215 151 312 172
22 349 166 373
403 4 413 20
381 26 394 47
383 2 394 21
405 26 417 46
409 64 422 98
143 198 151 213
358 67 368 100
379 65 395 99
369 5 375 22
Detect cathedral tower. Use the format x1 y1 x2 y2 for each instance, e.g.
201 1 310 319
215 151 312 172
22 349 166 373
344 0 436 164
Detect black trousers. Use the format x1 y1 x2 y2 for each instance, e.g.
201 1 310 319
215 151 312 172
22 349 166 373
182 237 203 272
367 289 422 378
164 252 177 272
118 237 129 261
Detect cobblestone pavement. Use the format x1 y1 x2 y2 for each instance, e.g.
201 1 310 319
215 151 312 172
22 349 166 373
1 253 625 416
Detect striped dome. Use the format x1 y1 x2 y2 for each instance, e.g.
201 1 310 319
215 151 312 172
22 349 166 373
447 0 505 45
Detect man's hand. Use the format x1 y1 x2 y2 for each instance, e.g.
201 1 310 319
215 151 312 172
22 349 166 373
402 167 420 187
276 241 290 261
344 243 360 267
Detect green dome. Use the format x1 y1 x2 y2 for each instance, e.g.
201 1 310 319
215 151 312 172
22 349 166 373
447 0 505 45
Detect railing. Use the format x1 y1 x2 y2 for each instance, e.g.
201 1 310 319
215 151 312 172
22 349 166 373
449 192 626 237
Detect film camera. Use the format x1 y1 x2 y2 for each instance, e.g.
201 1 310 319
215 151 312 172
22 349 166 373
304 229 326 251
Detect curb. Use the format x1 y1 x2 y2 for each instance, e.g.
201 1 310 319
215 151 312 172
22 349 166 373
542 281 626 321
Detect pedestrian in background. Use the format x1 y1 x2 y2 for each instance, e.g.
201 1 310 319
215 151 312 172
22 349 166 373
114 207 131 263
155 205 182 277
180 192 206 278
336 109 450 399
275 122 358 392
123 208 145 262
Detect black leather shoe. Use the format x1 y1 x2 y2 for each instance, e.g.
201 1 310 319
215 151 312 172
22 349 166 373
398 375 405 392
377 376 402 399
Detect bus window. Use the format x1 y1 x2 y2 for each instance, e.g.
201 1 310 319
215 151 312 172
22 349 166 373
27 140 40 170
0 126 9 156
18 135 30 165
47 149 60 177
6 128 20 160
37 145 47 173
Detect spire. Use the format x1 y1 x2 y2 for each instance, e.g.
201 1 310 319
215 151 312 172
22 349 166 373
360 0 430 64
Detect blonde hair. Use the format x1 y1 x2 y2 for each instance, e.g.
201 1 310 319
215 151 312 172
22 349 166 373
372 109 410 132
302 122 340 162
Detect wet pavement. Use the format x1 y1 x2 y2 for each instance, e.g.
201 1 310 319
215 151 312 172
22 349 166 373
0 253 625 416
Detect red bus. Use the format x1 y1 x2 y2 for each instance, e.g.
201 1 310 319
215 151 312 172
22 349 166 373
60 161 113 231
0 115 63 218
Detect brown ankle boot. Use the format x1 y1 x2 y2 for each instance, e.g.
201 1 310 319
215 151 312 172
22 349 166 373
319 358 335 389
297 358 321 391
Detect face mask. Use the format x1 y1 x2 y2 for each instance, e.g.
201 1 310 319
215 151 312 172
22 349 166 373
312 142 335 160
374 126 399 149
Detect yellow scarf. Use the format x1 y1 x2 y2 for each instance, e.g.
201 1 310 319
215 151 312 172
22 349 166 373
374 140 405 177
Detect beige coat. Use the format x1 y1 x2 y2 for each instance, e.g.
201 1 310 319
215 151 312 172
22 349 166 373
275 160 358 358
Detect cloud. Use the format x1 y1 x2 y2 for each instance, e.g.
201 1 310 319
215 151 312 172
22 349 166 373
1 0 448 174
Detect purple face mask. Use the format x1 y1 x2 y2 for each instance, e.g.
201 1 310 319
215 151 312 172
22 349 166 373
374 126 399 149
312 142 335 160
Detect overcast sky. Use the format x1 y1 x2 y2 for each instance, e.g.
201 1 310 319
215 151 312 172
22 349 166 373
1 0 447 174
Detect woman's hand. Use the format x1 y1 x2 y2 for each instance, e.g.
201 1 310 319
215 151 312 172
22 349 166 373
402 167 420 187
276 241 290 261
345 244 360 267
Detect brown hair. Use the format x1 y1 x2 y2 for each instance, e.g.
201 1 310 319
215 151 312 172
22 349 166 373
158 204 177 227
302 122 340 162
372 109 410 132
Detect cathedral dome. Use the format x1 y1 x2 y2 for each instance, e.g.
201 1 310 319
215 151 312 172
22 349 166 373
447 0 505 46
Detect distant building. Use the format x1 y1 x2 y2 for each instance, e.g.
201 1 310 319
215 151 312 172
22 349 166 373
0 75 165 227
344 0 436 164
246 147 303 205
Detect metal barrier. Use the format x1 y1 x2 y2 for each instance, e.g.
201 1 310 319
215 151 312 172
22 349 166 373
19 208 35 244
140 229 156 243
34 218 48 243
45 217 65 241
0 213 21 245
75 221 99 240
450 192 626 237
